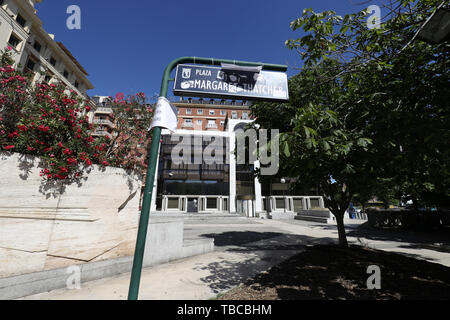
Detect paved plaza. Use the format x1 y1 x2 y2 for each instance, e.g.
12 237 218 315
20 218 450 300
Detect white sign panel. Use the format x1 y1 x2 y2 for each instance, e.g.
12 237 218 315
149 97 178 132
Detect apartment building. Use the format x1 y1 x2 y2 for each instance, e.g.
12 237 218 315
91 95 114 139
174 97 251 132
0 0 93 98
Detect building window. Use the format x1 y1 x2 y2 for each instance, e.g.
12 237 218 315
8 33 21 49
186 108 192 114
242 112 249 120
16 14 26 28
63 69 69 78
197 109 203 115
220 121 225 126
33 41 42 53
49 56 57 66
206 119 217 128
25 58 36 72
231 111 238 119
197 119 202 125
182 118 193 128
74 80 79 88
206 198 218 209
220 110 226 116
209 110 215 115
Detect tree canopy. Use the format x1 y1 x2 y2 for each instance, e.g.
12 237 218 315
251 0 449 246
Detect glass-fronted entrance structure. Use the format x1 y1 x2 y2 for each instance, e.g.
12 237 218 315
149 118 326 216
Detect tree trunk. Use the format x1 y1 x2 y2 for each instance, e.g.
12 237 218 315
334 212 348 247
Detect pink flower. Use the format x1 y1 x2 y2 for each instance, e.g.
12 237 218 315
115 92 124 101
38 125 50 132
3 145 15 150
8 131 19 138
67 158 77 165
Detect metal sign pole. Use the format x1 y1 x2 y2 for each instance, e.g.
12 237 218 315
127 57 287 300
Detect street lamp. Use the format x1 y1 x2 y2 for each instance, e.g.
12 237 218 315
281 178 286 213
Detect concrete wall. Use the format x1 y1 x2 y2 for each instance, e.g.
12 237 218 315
0 218 214 300
0 152 143 278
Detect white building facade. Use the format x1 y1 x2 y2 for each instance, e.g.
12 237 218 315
0 0 93 98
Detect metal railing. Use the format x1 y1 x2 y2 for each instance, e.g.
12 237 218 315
94 119 114 127
92 130 112 138
95 107 113 114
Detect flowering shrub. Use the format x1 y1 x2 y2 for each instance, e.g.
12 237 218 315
1 47 154 180
98 92 153 173
0 48 108 180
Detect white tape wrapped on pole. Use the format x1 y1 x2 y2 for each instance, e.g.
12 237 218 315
149 97 178 132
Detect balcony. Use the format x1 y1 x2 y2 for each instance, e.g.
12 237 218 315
95 107 113 114
92 130 112 139
181 122 194 128
93 119 114 127
206 123 218 129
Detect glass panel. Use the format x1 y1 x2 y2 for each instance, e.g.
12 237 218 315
276 198 285 209
310 199 320 208
293 199 303 211
167 198 179 209
206 198 217 209
223 198 228 211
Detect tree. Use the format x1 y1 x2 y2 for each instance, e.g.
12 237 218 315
99 93 154 173
251 0 449 246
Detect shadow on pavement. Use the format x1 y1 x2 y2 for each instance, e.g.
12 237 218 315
220 244 450 300
346 225 450 253
195 231 336 294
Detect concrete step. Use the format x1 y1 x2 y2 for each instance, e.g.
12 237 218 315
295 214 330 223
0 207 93 221
150 212 246 220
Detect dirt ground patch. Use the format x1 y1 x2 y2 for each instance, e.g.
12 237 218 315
219 245 450 300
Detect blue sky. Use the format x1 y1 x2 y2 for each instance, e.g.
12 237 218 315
35 0 381 100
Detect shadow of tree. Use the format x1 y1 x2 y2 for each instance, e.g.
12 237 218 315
347 225 450 252
2 152 139 199
194 256 261 294
0 152 90 198
220 244 450 300
16 153 36 181
195 231 336 294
